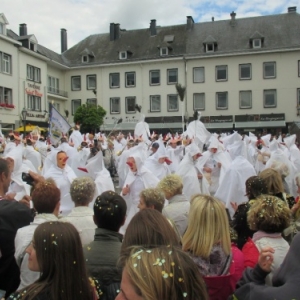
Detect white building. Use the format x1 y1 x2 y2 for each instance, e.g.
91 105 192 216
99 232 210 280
1 7 300 135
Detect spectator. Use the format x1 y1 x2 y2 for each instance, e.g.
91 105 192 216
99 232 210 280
138 188 165 212
60 177 96 246
84 191 127 300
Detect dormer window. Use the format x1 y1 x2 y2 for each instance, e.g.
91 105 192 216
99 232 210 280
29 41 37 51
203 35 217 53
0 14 8 35
160 47 168 56
250 31 264 49
253 39 261 49
82 55 89 63
206 43 215 53
119 51 127 60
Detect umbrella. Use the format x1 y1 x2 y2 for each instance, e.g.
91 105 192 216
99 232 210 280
14 125 47 132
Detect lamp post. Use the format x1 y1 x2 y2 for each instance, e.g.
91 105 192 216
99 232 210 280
21 107 27 136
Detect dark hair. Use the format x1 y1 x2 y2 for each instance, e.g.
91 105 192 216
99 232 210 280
245 176 268 199
0 158 9 177
19 222 94 300
120 209 180 261
93 191 127 231
31 179 60 214
26 139 33 146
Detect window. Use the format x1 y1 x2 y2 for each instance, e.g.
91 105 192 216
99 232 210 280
48 76 59 94
253 39 261 48
193 67 205 83
216 65 228 81
71 76 81 91
52 102 60 112
0 87 13 105
150 95 161 112
87 98 97 106
110 97 120 114
298 88 300 107
264 90 276 108
27 95 41 111
160 47 168 56
110 73 120 88
27 65 41 82
167 94 178 112
239 64 251 80
119 51 127 60
206 43 214 52
125 72 136 87
0 23 3 34
167 69 178 84
125 97 136 113
150 70 160 85
263 62 276 79
82 55 88 63
87 75 96 90
2 53 11 74
193 93 205 110
72 99 81 115
216 92 228 109
239 91 252 109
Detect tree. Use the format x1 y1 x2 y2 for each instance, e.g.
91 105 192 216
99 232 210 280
73 104 106 133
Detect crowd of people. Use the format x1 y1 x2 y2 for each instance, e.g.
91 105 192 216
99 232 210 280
1 115 300 300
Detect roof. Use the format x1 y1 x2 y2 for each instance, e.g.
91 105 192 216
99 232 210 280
5 10 300 67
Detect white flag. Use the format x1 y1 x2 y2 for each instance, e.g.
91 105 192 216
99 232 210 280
49 105 71 145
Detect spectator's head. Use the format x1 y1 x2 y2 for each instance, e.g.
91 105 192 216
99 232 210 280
70 177 95 206
25 221 94 299
245 176 268 200
151 142 159 154
138 188 165 212
93 191 127 232
247 194 290 233
158 174 183 200
0 158 11 195
182 194 231 258
259 168 284 195
117 246 208 300
31 179 60 215
121 209 180 259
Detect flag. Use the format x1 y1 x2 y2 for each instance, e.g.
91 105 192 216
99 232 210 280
49 105 71 145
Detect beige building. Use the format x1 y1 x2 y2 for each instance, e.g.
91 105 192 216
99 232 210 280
1 7 300 135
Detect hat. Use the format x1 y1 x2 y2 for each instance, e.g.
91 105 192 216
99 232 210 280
151 142 159 149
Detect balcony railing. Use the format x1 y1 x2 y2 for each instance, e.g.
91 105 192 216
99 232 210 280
47 86 68 98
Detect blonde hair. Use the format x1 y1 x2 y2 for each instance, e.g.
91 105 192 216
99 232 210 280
157 174 183 198
182 195 231 258
247 195 291 232
259 168 284 195
123 246 208 300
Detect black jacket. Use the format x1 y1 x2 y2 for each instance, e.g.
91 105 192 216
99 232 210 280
0 200 33 298
84 228 123 300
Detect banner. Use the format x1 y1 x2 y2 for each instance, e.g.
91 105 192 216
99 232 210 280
49 105 71 145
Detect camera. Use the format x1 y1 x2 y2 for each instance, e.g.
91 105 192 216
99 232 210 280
22 172 34 186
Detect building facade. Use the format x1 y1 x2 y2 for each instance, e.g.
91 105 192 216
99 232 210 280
0 7 300 135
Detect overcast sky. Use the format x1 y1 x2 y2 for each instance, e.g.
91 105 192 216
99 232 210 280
2 0 298 53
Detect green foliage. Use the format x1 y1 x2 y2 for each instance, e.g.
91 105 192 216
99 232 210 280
73 104 106 133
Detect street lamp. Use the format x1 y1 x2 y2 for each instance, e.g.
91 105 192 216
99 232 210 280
21 107 27 136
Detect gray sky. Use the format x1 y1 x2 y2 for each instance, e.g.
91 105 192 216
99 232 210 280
2 0 298 53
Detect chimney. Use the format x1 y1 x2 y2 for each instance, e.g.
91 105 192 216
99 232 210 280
19 23 27 36
61 28 68 53
288 6 297 13
150 19 156 36
114 23 120 40
230 11 236 26
110 23 115 41
186 16 194 30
